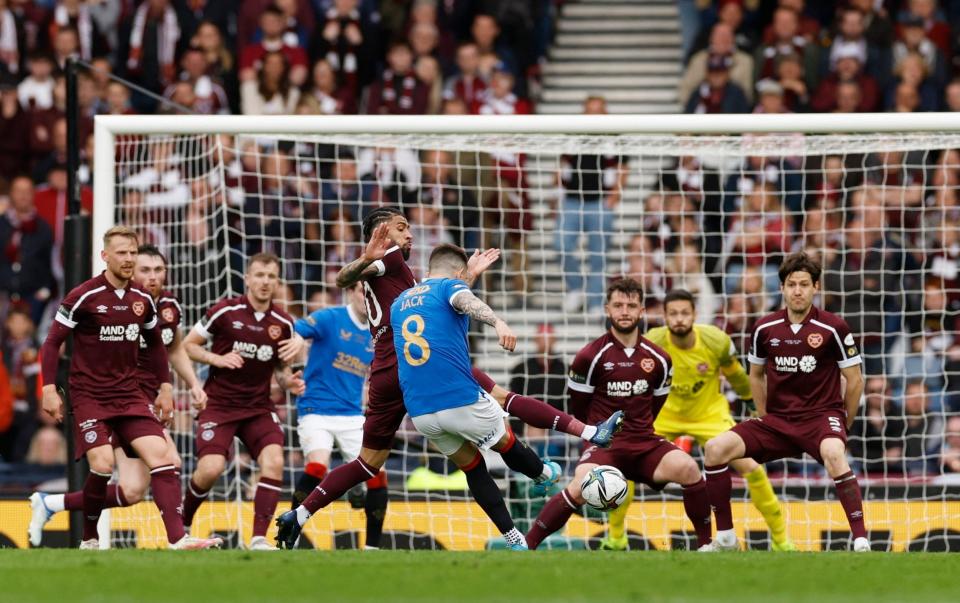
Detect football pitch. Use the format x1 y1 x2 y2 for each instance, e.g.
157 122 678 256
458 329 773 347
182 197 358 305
1 550 958 603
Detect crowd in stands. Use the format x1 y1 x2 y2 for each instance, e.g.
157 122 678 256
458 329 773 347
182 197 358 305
1 0 959 484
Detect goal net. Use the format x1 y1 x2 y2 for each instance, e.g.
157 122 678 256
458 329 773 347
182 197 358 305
92 114 960 551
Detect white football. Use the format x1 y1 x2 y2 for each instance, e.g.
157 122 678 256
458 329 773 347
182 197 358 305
579 465 628 510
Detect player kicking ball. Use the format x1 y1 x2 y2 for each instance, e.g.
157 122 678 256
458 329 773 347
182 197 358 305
29 245 208 547
389 244 574 548
600 289 795 551
526 278 715 551
701 253 869 552
289 282 388 549
38 226 220 550
180 252 305 551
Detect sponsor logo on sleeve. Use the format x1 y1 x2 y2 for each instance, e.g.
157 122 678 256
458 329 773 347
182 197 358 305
568 370 587 384
844 333 855 346
132 301 145 316
807 333 823 348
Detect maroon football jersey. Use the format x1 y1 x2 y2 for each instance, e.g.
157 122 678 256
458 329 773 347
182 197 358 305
194 295 294 410
136 291 182 394
55 272 159 400
567 332 672 446
363 245 416 372
748 306 862 419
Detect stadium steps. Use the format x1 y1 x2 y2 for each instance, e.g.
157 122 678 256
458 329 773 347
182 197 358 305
473 0 683 384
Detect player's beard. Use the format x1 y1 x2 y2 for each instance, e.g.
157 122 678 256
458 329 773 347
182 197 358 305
610 317 640 335
400 244 412 260
668 324 693 338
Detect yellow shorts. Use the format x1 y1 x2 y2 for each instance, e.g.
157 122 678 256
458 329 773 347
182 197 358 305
654 413 736 448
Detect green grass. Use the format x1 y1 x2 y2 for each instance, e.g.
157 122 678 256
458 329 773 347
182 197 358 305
1 550 958 603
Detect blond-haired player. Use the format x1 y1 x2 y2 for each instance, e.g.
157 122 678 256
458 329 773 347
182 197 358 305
600 289 795 551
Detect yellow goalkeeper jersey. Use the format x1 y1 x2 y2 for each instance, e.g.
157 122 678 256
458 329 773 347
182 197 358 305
645 324 750 424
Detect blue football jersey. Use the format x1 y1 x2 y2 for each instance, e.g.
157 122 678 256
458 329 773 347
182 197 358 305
390 278 480 417
294 305 373 417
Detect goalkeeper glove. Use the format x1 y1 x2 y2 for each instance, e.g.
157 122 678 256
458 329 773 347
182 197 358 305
742 398 757 416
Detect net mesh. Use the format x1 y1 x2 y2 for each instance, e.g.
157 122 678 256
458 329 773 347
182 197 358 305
99 129 960 551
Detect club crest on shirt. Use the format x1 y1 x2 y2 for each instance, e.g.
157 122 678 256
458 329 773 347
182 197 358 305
268 325 282 340
161 307 175 323
640 358 656 373
807 333 823 348
132 300 145 316
697 362 709 375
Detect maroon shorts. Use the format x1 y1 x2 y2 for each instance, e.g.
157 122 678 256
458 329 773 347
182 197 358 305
196 407 284 460
362 361 406 450
73 393 165 460
731 411 848 464
578 438 679 490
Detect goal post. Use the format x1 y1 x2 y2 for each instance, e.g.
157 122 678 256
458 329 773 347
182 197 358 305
90 113 960 551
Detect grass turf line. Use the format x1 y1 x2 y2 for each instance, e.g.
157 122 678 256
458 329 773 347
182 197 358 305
1 550 957 603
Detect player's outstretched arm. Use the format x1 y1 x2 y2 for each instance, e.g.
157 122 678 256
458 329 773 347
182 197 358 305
720 357 755 413
464 248 501 287
183 329 244 369
840 364 864 429
748 362 767 416
336 222 392 288
169 330 207 410
451 290 516 351
275 366 306 396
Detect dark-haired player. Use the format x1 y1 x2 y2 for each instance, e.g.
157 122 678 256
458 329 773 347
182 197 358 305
525 278 714 550
181 252 305 551
38 226 220 550
276 208 622 548
702 252 868 552
29 245 208 546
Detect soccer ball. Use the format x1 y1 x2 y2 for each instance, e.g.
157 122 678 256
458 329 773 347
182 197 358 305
579 465 628 510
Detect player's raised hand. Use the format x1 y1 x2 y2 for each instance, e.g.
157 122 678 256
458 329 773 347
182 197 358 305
190 383 207 411
154 385 175 427
278 334 305 363
41 386 63 423
285 370 306 395
362 222 392 263
494 319 517 352
213 351 245 369
466 248 501 280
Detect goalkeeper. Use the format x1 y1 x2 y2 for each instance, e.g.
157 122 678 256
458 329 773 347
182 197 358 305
600 289 795 552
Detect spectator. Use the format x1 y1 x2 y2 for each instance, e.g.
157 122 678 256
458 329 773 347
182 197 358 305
50 0 110 61
165 45 229 115
51 25 80 73
273 0 312 48
241 50 300 115
684 53 751 114
941 416 960 473
689 0 755 59
678 22 755 107
191 20 237 111
0 351 16 461
893 13 947 89
301 58 355 114
761 0 820 44
944 78 960 111
1 309 41 463
239 5 308 87
0 73 29 182
897 0 951 60
407 0 457 67
121 0 181 103
891 81 921 112
470 13 519 84
122 138 191 210
174 0 235 47
0 0 20 76
811 42 880 112
357 145 420 206
905 280 959 392
365 41 428 115
715 291 758 360
888 51 940 111
0 175 54 324
419 148 480 251
753 77 788 113
409 21 441 65
753 6 818 84
239 0 315 52
848 0 894 48
622 233 668 309
320 215 361 287
890 380 943 476
320 152 375 221
104 81 134 115
722 180 790 295
25 426 67 465
33 163 93 280
850 375 904 474
18 53 55 111
312 0 370 103
773 51 809 111
444 41 487 111
556 95 628 314
407 201 454 278
826 7 891 86
508 323 567 442
415 54 443 114
667 246 718 324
